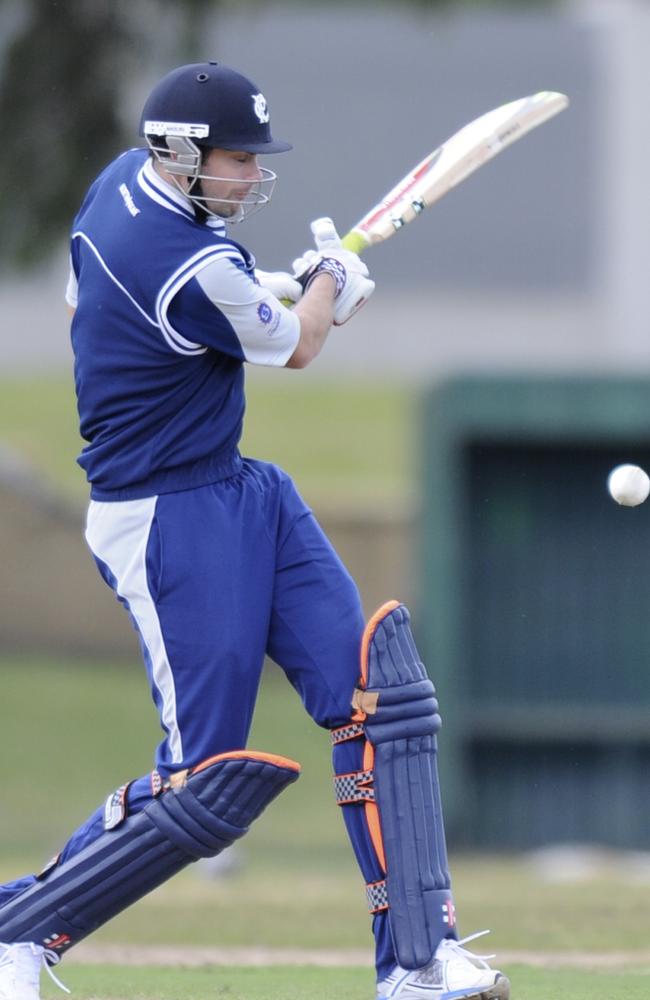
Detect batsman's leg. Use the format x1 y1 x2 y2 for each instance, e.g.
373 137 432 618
265 483 398 980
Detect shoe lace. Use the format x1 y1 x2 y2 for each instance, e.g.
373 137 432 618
439 930 496 969
0 943 70 995
40 948 71 995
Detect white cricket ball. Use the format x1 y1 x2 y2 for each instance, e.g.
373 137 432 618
607 464 650 507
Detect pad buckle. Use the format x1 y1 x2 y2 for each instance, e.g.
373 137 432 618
366 878 389 913
351 688 379 715
334 768 375 805
330 722 365 745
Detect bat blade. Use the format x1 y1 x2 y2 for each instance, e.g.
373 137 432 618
341 90 568 253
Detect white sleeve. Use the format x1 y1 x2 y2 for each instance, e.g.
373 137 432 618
65 259 78 308
195 255 300 367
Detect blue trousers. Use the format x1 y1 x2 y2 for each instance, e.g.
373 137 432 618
1 460 394 978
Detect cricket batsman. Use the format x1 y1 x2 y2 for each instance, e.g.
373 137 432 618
0 62 509 1000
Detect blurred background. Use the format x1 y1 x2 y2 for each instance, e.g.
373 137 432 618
1 0 650 965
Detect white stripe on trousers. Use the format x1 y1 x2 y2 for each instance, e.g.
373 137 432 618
85 496 183 764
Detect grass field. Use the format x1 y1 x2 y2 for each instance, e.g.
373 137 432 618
37 964 650 1000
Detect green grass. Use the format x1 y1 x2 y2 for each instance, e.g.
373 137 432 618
0 375 81 502
39 963 650 1000
0 372 415 507
41 965 371 1000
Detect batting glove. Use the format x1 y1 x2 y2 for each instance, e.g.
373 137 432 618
292 217 375 326
255 269 303 304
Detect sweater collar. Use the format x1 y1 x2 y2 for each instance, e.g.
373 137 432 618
137 158 226 236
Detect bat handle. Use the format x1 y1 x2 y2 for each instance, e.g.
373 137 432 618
341 229 369 254
279 229 369 306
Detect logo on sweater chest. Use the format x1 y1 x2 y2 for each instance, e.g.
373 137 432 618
119 183 140 217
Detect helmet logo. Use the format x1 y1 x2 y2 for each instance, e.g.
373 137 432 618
144 120 209 139
252 93 270 124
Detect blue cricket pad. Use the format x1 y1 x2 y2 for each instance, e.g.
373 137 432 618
363 603 456 970
0 751 299 955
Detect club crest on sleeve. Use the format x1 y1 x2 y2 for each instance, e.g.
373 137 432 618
257 301 273 324
252 93 270 124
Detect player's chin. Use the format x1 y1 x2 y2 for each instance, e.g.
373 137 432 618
207 200 239 219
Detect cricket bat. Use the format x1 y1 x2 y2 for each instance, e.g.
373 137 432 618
340 90 568 254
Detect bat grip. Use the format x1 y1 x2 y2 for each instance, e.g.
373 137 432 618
340 230 368 254
280 229 367 306
281 268 310 307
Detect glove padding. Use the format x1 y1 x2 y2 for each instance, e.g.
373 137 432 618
255 269 303 304
292 218 375 325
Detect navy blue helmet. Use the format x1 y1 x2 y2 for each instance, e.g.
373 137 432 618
139 62 291 154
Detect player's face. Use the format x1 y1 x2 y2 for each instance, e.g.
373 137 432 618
199 148 262 218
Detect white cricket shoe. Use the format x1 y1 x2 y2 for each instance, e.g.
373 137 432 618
0 942 69 999
376 932 510 1000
